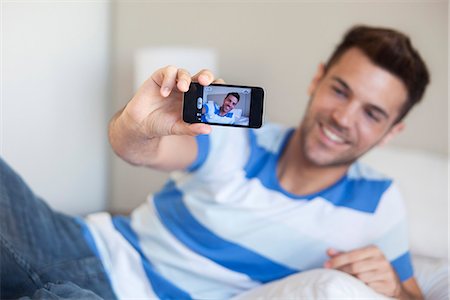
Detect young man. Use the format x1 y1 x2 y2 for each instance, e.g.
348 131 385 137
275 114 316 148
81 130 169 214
201 92 240 124
1 25 429 299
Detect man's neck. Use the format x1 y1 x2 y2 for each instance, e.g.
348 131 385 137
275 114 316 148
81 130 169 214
277 129 350 196
219 107 226 116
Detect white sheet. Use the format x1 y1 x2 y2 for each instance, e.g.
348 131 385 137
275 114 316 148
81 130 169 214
232 269 390 299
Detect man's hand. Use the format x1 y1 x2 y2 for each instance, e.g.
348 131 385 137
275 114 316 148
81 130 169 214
109 66 223 168
324 246 422 299
123 66 214 138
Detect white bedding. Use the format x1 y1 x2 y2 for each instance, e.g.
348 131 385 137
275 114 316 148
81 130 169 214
412 255 449 300
235 116 249 126
231 257 449 300
232 269 390 299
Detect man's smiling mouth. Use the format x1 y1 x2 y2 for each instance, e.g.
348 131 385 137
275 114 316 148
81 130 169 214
320 123 348 145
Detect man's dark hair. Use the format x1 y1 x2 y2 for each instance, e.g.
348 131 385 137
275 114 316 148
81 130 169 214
225 92 240 102
325 25 430 123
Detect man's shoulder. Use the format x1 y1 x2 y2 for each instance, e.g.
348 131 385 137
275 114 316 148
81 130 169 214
344 162 408 215
339 162 401 213
347 161 393 182
213 102 221 112
209 122 293 147
250 122 294 153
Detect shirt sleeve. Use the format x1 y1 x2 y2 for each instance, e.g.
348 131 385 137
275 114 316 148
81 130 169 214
186 134 210 173
184 126 250 178
207 101 216 117
372 184 414 282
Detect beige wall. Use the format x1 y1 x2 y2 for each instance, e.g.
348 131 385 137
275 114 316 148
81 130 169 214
3 2 111 215
109 1 448 212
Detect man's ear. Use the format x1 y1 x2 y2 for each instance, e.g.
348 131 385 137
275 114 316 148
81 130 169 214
378 122 405 147
308 63 326 96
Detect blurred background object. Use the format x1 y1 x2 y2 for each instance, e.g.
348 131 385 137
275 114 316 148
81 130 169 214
133 47 218 91
2 2 110 215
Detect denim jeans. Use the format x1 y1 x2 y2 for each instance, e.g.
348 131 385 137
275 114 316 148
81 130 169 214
0 158 117 299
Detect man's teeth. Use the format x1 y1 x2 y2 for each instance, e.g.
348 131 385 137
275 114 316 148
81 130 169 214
323 127 345 143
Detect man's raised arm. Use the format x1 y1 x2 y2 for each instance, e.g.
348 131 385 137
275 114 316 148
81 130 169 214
108 66 214 171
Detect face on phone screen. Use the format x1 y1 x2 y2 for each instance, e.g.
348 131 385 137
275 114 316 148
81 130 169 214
183 83 264 128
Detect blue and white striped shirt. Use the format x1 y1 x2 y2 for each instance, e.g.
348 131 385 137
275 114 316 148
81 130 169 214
202 101 236 125
83 123 413 299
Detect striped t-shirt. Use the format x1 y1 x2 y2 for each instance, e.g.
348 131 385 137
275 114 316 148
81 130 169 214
83 123 413 299
202 101 236 125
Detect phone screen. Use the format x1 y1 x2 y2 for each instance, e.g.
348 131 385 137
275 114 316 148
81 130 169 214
183 83 264 128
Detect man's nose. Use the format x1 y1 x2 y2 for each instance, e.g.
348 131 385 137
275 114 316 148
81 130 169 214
331 102 358 128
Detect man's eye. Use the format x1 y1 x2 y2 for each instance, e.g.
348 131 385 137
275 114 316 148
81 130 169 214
365 110 381 122
332 87 347 97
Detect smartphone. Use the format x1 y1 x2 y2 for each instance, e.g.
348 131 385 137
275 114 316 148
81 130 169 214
183 82 264 128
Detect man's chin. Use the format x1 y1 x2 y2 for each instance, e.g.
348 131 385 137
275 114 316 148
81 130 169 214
304 152 357 168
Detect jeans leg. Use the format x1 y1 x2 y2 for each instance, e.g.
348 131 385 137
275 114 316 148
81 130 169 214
0 158 116 299
18 281 103 300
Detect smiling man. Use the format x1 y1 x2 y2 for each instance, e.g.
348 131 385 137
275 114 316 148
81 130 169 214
274 44 425 298
101 25 429 299
1 25 430 299
201 92 240 124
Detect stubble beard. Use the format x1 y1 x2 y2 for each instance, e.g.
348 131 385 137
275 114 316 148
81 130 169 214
299 112 364 168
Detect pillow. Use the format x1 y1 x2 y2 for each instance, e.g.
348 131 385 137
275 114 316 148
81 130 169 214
205 101 216 116
231 109 242 119
412 254 449 300
361 146 448 259
232 269 390 299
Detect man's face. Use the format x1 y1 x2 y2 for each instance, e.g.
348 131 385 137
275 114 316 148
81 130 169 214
222 95 239 113
299 48 407 167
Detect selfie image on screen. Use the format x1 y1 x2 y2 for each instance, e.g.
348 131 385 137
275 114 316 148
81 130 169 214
200 86 251 126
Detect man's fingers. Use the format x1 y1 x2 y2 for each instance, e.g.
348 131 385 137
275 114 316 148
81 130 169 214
188 123 212 135
326 246 381 269
159 65 178 97
323 246 401 299
171 121 211 136
356 270 391 283
176 68 192 92
152 67 219 95
326 248 340 257
192 69 215 86
213 78 226 84
337 258 381 275
367 281 392 296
